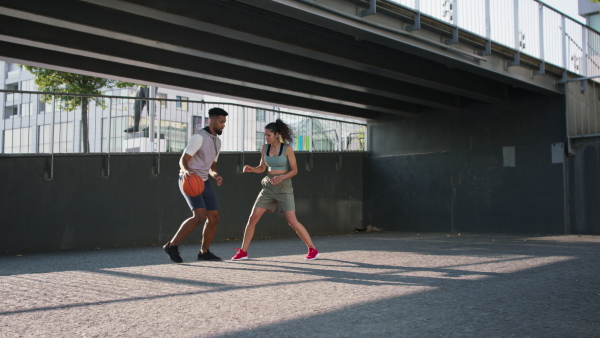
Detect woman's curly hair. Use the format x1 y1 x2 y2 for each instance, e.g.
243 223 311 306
265 119 294 144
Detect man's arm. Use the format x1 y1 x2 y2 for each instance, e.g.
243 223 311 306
209 162 223 186
180 153 193 178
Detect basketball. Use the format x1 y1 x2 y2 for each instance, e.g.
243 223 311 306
182 174 204 197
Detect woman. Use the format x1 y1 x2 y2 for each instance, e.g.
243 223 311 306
231 119 319 260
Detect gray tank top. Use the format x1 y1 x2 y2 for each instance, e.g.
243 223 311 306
186 127 221 180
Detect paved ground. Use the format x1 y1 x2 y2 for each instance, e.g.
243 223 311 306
1 232 599 337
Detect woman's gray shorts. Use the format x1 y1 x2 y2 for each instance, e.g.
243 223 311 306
253 174 295 212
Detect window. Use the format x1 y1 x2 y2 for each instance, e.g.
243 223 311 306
257 109 266 122
193 116 209 133
160 120 188 152
4 127 31 153
21 102 32 117
256 131 264 151
39 96 55 114
176 96 188 111
20 80 35 91
4 107 17 119
156 93 167 108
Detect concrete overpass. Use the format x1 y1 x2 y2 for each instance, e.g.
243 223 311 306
0 0 568 120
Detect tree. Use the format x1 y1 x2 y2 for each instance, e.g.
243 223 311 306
23 66 135 153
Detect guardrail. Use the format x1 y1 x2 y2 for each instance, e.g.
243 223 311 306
0 90 367 155
386 0 597 77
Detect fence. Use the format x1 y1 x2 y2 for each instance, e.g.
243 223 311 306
387 0 598 77
0 90 367 155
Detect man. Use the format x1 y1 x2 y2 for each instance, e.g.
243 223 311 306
163 107 228 263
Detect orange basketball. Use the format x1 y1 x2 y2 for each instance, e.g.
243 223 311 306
182 174 204 197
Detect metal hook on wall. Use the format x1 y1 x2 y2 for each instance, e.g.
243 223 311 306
305 152 314 171
44 154 54 181
101 154 110 179
152 153 160 177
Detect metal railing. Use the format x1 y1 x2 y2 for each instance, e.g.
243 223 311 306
0 90 367 155
387 0 598 77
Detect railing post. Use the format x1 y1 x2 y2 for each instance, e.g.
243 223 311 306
508 0 520 67
582 28 589 91
108 97 112 153
562 15 568 72
149 86 155 152
102 97 112 178
157 95 162 153
480 0 492 56
201 102 205 129
406 0 421 32
44 95 56 181
239 107 245 173
535 2 546 75
446 0 459 44
242 107 246 152
51 95 55 155
360 0 376 17
306 116 313 171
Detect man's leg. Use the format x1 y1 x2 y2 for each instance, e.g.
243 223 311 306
170 208 207 246
200 210 219 253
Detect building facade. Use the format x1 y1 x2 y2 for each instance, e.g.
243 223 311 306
0 62 366 155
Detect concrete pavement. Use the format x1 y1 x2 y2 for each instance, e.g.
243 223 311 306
1 232 599 337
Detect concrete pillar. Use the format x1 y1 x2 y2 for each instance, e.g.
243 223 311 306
579 0 600 30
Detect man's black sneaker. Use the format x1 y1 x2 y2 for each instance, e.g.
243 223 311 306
163 242 183 263
198 250 222 261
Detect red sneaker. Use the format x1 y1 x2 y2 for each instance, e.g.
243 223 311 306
305 247 319 260
231 248 248 260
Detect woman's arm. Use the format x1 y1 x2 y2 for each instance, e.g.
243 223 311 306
243 144 267 174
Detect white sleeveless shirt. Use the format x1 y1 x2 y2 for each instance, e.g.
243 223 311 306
181 127 221 181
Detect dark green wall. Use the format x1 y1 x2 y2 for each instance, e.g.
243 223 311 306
365 92 567 234
0 152 364 253
568 144 600 235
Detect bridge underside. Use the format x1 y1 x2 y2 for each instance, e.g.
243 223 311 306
0 0 563 120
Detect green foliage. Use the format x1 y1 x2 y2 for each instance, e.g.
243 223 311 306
23 66 137 152
23 66 135 111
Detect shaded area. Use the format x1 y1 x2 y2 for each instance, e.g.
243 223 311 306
1 233 598 337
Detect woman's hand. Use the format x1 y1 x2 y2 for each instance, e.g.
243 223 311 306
269 175 284 185
243 165 254 173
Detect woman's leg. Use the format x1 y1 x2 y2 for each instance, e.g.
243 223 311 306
284 211 316 249
240 207 268 252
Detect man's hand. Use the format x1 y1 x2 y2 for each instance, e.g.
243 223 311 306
214 174 223 186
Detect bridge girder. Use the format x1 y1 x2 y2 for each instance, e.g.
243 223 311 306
0 0 562 120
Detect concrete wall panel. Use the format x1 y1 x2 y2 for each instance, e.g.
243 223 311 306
365 93 567 234
0 152 363 253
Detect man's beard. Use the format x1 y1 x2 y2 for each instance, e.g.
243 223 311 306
216 129 223 136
